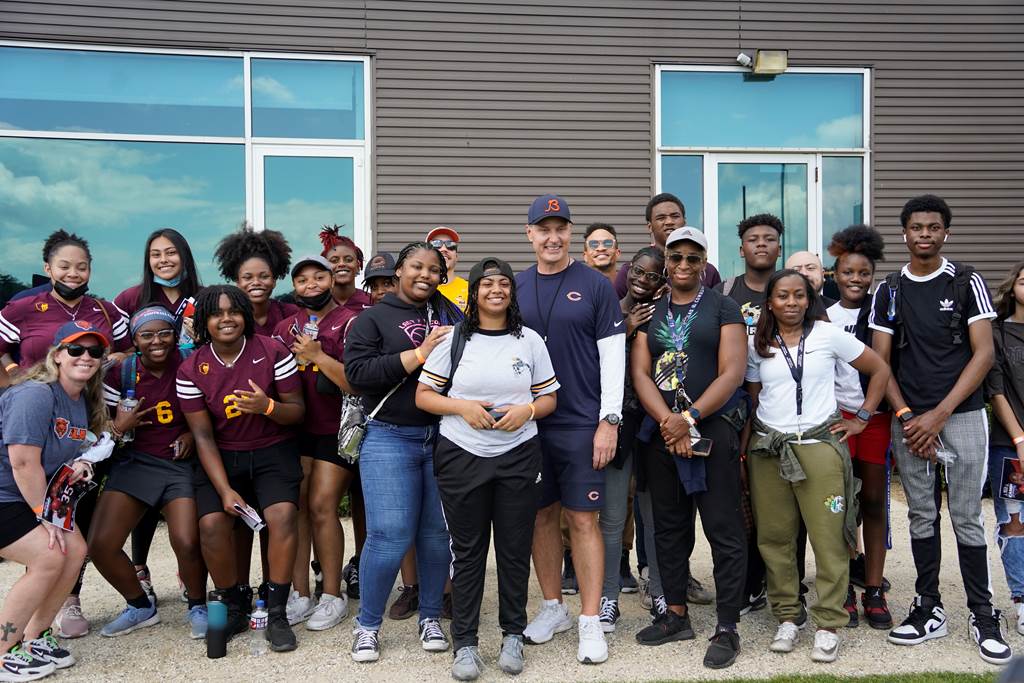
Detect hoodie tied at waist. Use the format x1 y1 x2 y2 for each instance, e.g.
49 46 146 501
748 412 862 553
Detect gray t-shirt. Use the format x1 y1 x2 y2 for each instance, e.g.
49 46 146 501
0 381 89 503
420 327 559 457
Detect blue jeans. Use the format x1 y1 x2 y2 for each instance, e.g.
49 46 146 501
357 420 450 630
989 445 1024 598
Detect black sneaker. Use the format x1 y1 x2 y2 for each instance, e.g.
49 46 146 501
888 596 947 645
257 581 269 606
238 584 255 614
650 594 668 620
739 585 767 615
849 553 891 592
619 552 638 593
561 549 578 595
266 606 298 652
703 627 740 669
311 560 324 601
844 584 859 628
862 587 893 630
343 555 360 600
970 610 1012 665
636 610 695 646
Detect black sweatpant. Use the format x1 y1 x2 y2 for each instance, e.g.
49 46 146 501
434 435 542 651
645 416 747 624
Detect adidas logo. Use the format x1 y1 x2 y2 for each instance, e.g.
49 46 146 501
938 298 954 312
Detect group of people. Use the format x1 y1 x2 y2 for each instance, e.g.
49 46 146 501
0 189 1022 681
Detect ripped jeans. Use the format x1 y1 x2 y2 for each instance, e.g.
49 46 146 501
988 445 1024 599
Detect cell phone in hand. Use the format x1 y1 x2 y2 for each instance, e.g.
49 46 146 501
690 438 714 457
488 407 507 420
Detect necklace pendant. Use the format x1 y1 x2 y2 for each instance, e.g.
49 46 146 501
796 431 803 445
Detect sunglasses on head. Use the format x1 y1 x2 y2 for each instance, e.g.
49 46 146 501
430 239 458 251
629 265 665 283
62 343 105 359
667 253 704 266
587 239 616 250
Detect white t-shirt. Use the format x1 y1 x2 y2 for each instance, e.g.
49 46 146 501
745 320 865 435
826 302 866 413
419 326 559 457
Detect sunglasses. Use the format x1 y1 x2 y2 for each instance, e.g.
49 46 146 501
667 253 705 266
62 343 105 359
136 329 175 343
587 239 616 250
629 265 665 284
430 239 458 251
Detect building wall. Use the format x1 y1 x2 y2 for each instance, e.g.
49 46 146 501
2 0 1021 283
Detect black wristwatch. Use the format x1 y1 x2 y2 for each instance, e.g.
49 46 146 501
686 407 701 422
601 414 621 426
897 410 916 424
854 408 871 423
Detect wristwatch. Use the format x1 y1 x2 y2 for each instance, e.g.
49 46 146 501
897 410 916 424
601 414 621 426
854 408 871 422
685 407 701 422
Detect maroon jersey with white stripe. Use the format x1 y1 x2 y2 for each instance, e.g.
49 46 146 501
0 291 130 366
114 283 184 317
272 305 356 435
176 334 301 450
104 351 187 460
254 300 300 337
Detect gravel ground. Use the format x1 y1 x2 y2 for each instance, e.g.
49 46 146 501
2 483 1015 682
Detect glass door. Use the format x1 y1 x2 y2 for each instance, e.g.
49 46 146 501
252 145 367 262
704 154 817 279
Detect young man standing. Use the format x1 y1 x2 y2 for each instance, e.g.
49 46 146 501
870 194 1010 665
427 226 468 312
516 193 625 665
582 223 621 283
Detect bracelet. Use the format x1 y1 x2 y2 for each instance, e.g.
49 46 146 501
32 504 43 515
4 362 17 372
414 347 426 364
1014 435 1024 446
264 398 275 416
528 403 536 421
895 407 911 418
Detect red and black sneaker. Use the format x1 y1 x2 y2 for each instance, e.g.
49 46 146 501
844 584 859 628
862 587 894 630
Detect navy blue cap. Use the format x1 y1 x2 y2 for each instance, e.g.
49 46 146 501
528 193 572 225
53 320 109 347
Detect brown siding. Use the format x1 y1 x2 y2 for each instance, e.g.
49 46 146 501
1 0 1021 284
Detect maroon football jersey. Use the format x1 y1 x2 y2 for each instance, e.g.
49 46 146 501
272 305 356 435
254 300 300 337
176 334 301 450
114 283 184 316
104 350 187 460
0 291 130 366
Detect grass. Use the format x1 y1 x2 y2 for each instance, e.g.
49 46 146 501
651 675 998 683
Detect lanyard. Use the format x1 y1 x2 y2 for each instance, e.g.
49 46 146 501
664 286 705 412
774 330 807 417
534 267 569 342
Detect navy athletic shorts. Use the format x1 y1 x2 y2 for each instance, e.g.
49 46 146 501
538 427 605 511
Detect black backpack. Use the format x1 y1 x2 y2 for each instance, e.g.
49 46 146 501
883 260 975 350
439 322 468 397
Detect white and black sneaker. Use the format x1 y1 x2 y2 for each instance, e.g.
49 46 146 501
598 597 620 634
419 617 450 652
25 629 74 669
351 621 380 663
888 596 947 645
969 610 1012 665
740 585 768 616
0 643 55 681
650 594 668 620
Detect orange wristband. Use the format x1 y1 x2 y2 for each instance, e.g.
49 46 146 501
32 504 43 515
264 398 275 416
895 407 911 418
528 403 536 421
414 347 426 364
4 363 17 372
1013 436 1024 446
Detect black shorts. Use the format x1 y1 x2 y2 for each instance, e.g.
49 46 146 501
298 432 354 471
195 440 302 518
0 501 41 549
104 450 196 509
539 427 606 511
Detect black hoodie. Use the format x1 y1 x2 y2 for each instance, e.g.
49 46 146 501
343 292 441 426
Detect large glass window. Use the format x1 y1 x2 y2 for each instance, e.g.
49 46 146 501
263 156 356 256
0 47 244 136
252 59 365 139
822 156 864 241
660 155 704 229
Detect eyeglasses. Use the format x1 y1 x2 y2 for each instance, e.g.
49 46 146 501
629 265 665 283
430 239 458 251
62 343 105 359
136 329 175 343
667 253 705 266
587 239 616 250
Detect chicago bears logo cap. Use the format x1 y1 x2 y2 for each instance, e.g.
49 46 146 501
528 193 572 225
53 320 109 348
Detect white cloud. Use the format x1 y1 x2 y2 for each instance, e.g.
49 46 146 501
251 76 297 105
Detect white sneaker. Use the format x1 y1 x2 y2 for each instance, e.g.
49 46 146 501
770 621 801 653
523 601 572 644
810 629 840 663
598 597 619 634
419 617 450 652
639 567 652 610
577 615 608 664
1015 602 1024 636
286 590 316 626
306 594 348 631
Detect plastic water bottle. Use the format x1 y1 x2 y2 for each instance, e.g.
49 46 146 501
298 315 319 369
250 600 268 656
117 389 138 443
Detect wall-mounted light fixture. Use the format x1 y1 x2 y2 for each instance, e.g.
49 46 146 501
752 50 788 74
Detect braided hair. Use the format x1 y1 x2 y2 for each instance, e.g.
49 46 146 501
213 224 292 282
462 264 524 340
192 285 255 346
395 242 464 325
319 225 364 268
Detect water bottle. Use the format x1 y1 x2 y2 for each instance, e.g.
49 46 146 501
206 594 227 659
298 315 319 368
117 389 139 443
250 600 268 656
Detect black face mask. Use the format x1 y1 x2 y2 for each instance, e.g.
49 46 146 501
295 290 333 310
53 280 89 300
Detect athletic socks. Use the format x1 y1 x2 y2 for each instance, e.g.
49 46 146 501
266 581 291 611
127 594 152 610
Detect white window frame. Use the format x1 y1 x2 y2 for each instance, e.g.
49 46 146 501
655 64 871 258
0 40 373 248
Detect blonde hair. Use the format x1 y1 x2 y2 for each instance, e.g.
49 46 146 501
12 345 111 435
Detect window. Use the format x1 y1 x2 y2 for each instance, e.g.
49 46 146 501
0 43 371 299
657 66 869 278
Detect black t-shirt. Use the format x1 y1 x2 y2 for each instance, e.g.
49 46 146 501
987 321 1024 448
640 287 743 414
869 258 996 413
715 276 766 337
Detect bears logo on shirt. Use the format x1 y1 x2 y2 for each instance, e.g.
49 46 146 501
566 291 582 302
54 417 69 438
34 302 48 313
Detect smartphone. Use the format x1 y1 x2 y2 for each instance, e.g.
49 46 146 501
690 438 714 457
488 407 507 420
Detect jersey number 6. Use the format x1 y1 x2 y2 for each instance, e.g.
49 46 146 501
155 401 174 424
